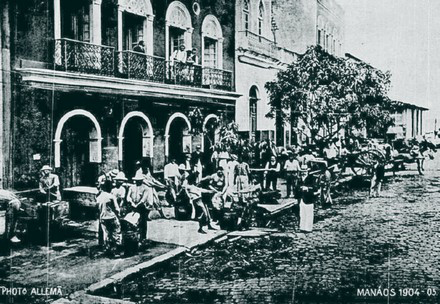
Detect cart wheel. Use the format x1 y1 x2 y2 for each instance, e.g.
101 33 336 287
351 150 384 176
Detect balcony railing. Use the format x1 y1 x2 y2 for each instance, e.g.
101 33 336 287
55 38 115 77
54 39 233 91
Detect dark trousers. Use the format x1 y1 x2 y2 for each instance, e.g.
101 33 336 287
136 204 150 242
266 173 278 190
285 172 297 197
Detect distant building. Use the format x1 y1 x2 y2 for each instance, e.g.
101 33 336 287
235 0 345 146
388 102 428 139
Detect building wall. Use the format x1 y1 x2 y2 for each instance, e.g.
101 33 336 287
234 62 278 133
271 0 317 54
316 0 344 56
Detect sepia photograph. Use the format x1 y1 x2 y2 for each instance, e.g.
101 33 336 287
0 0 439 303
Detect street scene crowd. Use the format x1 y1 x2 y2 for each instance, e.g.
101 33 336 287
3 130 436 261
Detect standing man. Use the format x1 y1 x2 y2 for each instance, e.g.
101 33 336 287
319 162 333 206
284 152 300 198
127 172 151 245
295 164 319 232
192 145 203 183
164 158 181 196
170 44 187 63
226 154 239 189
97 180 122 257
264 156 281 191
134 161 143 176
111 172 128 215
39 165 61 201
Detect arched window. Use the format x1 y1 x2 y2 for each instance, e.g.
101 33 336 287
165 1 193 60
117 0 154 54
258 1 264 36
243 0 250 31
202 15 224 68
249 86 260 141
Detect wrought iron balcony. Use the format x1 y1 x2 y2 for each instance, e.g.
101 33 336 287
117 51 233 91
117 50 166 83
54 38 115 77
54 39 233 91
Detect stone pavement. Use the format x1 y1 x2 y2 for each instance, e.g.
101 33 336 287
0 216 226 304
95 158 440 303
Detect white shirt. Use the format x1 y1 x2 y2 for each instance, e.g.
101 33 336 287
164 162 180 179
284 159 300 172
171 50 187 63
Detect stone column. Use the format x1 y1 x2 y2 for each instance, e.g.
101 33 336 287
90 0 102 44
145 15 155 56
117 7 123 51
1 0 11 187
54 0 61 39
218 37 224 69
165 21 170 60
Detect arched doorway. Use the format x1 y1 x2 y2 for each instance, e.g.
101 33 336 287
165 113 192 164
202 114 219 175
118 111 154 179
54 110 102 188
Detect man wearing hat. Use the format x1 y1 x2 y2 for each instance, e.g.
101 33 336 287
39 165 61 201
134 161 143 177
97 180 122 257
111 172 128 215
295 164 319 233
97 169 119 189
127 171 151 245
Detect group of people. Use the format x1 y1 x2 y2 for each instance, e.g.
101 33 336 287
95 163 166 256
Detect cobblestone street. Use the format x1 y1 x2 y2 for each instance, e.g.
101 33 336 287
98 164 440 304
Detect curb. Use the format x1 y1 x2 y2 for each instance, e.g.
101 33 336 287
87 246 187 294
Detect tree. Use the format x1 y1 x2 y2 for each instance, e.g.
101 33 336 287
265 45 399 144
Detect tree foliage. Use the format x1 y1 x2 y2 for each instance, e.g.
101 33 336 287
265 46 399 142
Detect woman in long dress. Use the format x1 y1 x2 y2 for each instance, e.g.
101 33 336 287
295 164 319 232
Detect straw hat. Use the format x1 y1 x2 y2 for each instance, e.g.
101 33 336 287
114 172 128 181
109 169 119 177
132 171 144 181
40 165 53 171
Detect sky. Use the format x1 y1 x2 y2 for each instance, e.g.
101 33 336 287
337 0 440 131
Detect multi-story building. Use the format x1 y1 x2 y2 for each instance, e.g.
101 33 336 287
234 0 344 147
3 0 240 189
234 0 296 147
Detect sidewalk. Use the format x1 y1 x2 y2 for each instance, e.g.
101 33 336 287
0 216 226 304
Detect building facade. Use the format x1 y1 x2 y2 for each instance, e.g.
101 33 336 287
235 0 344 147
4 0 240 189
234 0 296 145
389 102 427 139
